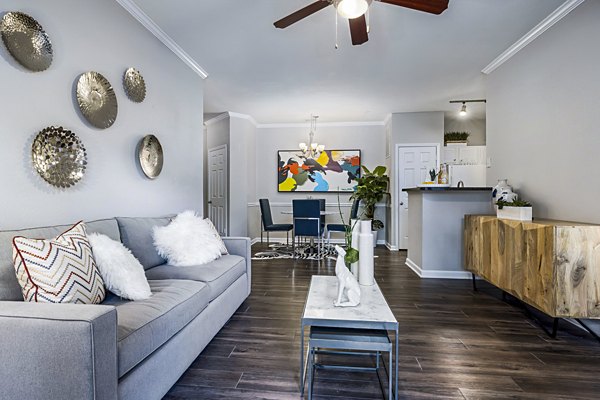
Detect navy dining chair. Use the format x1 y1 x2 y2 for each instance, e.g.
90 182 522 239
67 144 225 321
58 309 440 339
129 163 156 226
292 199 324 258
326 199 360 245
259 199 293 246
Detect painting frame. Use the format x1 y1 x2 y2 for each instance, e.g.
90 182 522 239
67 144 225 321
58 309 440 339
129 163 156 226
277 149 361 193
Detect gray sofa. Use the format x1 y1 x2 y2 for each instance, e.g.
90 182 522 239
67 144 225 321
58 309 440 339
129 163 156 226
0 216 251 400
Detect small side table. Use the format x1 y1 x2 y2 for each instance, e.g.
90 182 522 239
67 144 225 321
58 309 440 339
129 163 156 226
307 326 393 400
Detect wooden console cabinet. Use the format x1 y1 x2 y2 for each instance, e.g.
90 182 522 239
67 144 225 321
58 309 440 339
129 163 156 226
464 215 600 319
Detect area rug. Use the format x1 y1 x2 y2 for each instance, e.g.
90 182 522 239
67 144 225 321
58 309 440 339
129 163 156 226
252 243 338 261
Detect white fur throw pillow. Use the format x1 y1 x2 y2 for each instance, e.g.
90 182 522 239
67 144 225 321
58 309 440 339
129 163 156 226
152 210 222 266
88 233 152 301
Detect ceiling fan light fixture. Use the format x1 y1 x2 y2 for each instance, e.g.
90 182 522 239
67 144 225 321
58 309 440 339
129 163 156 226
336 0 370 19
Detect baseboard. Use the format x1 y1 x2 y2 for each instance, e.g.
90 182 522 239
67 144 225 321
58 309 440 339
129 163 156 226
385 241 399 251
405 258 472 280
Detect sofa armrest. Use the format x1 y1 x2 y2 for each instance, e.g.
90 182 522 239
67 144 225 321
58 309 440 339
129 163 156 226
223 237 251 295
0 302 118 400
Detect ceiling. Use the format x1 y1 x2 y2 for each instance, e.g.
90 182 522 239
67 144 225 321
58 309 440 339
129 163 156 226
135 0 564 123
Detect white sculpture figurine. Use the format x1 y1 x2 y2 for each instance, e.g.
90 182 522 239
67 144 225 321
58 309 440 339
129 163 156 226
334 245 361 307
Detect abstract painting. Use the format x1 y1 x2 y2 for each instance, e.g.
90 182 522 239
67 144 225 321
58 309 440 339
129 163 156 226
278 150 361 192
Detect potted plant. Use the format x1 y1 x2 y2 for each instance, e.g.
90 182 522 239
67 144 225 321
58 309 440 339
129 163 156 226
444 131 470 145
496 197 532 221
350 166 390 245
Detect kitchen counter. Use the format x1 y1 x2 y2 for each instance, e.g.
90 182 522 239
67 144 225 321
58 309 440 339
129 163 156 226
404 187 493 279
403 187 492 192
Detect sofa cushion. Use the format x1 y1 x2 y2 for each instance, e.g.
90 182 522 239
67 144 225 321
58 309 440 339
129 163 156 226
116 216 172 270
145 255 245 301
102 279 210 377
0 218 120 301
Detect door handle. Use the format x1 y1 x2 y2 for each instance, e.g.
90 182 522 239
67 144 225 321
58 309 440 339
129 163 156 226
208 201 212 204
399 202 404 206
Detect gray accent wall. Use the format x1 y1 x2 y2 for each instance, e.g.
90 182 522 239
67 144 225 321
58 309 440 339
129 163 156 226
386 112 444 249
486 0 600 223
0 0 204 229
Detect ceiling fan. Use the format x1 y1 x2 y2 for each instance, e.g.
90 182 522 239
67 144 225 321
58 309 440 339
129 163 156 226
274 0 449 46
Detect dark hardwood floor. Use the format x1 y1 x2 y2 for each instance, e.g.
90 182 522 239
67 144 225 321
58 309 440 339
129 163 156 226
164 244 600 399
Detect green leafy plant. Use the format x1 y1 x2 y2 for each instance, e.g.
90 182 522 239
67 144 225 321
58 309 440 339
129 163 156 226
350 165 389 231
444 131 470 143
496 198 532 209
337 192 362 265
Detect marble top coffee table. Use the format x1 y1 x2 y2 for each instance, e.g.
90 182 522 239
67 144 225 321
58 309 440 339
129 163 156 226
300 275 398 399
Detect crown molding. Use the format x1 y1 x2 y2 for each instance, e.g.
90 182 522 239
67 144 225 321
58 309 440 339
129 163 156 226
116 0 208 79
204 112 229 126
228 112 259 127
482 0 584 75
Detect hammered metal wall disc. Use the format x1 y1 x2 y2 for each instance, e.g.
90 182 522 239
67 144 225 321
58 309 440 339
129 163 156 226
0 11 53 71
138 135 163 179
76 71 118 129
32 126 87 188
123 67 146 102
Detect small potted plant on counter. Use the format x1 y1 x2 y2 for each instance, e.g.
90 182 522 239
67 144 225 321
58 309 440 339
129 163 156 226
496 197 533 221
444 131 470 146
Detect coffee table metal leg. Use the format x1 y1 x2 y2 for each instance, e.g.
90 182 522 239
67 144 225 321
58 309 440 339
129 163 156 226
388 347 392 400
394 326 398 400
300 321 305 395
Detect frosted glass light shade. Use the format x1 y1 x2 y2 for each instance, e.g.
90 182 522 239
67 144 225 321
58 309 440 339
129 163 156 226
336 0 369 19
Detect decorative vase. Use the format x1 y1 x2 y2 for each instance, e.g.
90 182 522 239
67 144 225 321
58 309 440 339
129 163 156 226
492 179 516 205
437 164 449 184
358 220 375 286
350 218 360 279
372 229 378 248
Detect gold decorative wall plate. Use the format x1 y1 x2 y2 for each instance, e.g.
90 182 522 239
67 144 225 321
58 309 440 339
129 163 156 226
0 11 53 71
32 126 87 188
123 67 146 102
76 71 118 129
138 135 163 179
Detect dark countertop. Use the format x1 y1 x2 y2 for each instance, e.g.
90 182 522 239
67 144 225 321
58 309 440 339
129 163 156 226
403 187 492 192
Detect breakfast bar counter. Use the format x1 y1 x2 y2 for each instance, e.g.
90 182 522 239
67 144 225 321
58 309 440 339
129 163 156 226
403 187 492 279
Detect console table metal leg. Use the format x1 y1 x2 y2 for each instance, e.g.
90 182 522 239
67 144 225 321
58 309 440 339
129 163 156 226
551 318 559 338
575 318 600 343
472 273 477 292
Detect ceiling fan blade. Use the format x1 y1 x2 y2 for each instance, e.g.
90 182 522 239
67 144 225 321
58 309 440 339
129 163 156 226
274 1 331 29
379 0 449 15
349 15 369 46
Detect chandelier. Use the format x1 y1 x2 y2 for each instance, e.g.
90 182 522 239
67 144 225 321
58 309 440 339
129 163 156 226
299 115 324 159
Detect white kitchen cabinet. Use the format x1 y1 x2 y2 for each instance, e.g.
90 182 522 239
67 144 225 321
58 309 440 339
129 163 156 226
442 145 486 165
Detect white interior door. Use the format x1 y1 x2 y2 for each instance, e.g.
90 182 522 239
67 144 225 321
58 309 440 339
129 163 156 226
208 145 228 236
398 146 438 249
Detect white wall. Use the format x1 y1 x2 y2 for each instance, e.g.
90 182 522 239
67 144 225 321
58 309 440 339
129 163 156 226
0 1 204 229
387 112 444 248
230 115 256 237
444 115 486 146
486 0 600 223
250 123 386 241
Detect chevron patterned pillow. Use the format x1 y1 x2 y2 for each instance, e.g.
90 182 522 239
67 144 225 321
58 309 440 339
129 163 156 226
12 221 106 304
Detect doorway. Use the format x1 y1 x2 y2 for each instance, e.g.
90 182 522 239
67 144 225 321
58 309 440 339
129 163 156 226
208 145 228 236
396 144 439 249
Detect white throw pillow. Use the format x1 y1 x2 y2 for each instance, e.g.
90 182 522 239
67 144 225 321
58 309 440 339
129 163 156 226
152 210 222 266
88 233 152 301
205 218 228 255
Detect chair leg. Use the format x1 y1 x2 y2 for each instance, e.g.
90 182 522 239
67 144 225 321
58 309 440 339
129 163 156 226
267 231 270 246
